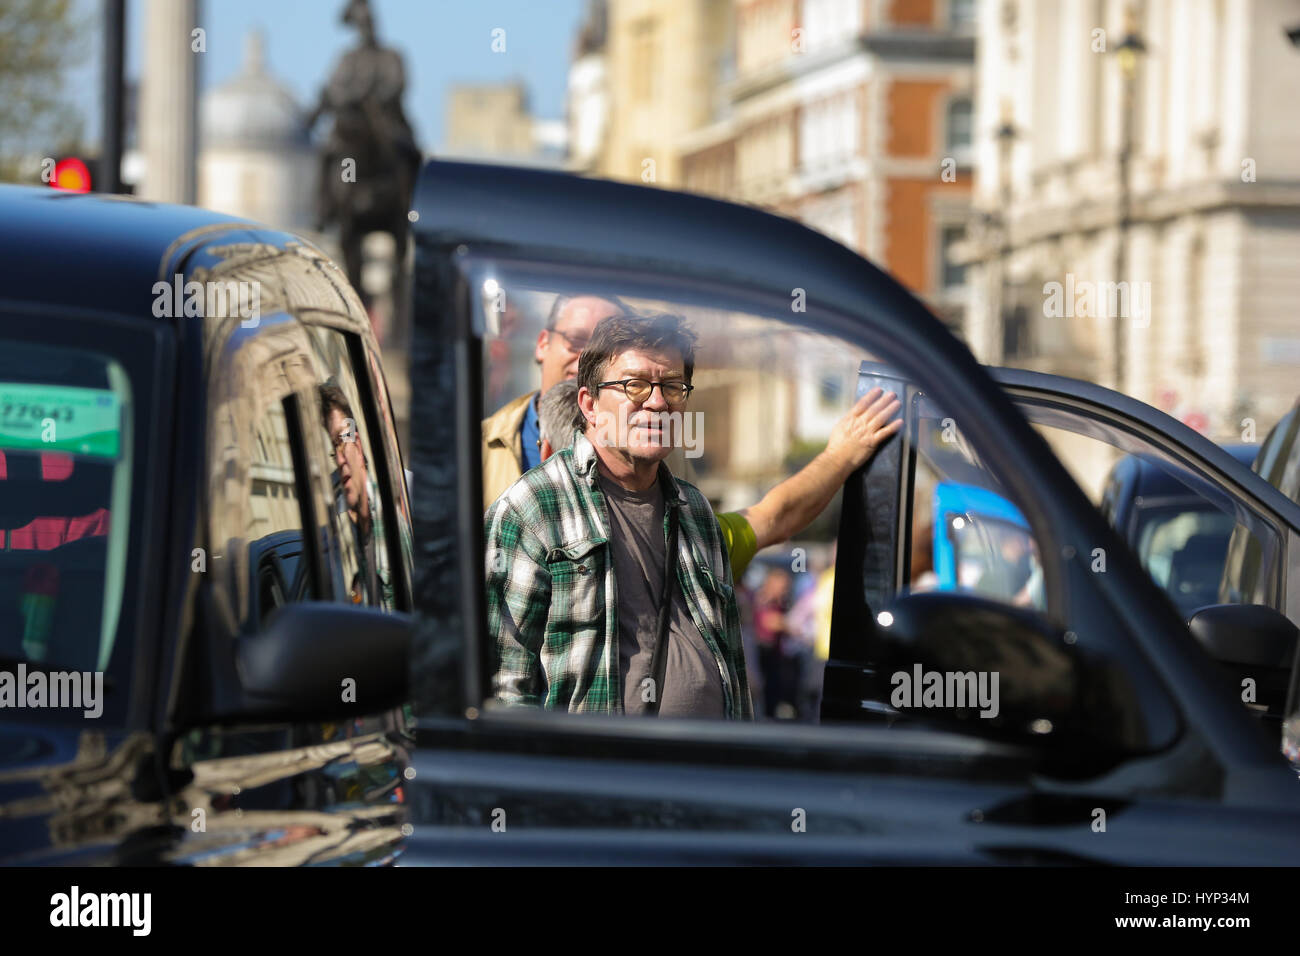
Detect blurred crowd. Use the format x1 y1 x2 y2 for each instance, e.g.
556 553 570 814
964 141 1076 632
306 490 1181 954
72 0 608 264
735 548 835 722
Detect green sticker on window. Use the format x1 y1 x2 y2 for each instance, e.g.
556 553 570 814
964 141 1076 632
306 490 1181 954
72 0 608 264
0 383 122 458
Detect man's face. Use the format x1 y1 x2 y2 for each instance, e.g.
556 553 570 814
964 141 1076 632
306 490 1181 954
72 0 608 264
536 296 623 394
583 347 687 465
328 408 367 511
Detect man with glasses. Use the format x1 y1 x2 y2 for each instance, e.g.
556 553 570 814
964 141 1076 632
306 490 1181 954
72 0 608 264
484 312 901 719
481 293 627 509
319 383 393 610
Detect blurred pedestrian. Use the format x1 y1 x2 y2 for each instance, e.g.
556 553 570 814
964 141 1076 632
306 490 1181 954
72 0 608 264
754 567 796 718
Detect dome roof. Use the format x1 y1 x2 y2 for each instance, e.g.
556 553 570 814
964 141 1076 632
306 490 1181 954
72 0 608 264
202 31 310 150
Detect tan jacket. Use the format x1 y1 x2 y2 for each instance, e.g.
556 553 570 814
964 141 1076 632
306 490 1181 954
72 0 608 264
482 391 536 510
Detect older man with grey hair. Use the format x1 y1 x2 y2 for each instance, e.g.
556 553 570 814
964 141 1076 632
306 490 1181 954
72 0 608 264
537 379 583 461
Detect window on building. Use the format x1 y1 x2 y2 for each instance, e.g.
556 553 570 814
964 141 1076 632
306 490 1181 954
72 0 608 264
949 0 977 29
800 93 858 172
804 0 861 51
1003 303 1032 360
630 18 657 101
946 97 973 156
940 224 968 290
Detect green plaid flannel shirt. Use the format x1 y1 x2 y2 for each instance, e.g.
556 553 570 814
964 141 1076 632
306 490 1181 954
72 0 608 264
485 432 754 718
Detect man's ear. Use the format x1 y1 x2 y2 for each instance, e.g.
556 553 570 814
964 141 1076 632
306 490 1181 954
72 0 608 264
534 329 550 364
540 438 554 461
577 385 596 424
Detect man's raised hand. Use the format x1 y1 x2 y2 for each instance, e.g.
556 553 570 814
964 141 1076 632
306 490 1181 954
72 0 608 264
826 387 903 471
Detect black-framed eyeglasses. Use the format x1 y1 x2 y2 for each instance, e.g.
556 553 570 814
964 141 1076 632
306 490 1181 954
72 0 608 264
596 378 694 405
548 328 591 352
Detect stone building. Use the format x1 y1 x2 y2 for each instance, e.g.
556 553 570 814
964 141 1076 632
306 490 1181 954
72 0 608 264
198 31 316 232
443 82 568 166
562 0 977 508
596 0 734 186
679 0 977 329
567 0 612 173
964 0 1300 441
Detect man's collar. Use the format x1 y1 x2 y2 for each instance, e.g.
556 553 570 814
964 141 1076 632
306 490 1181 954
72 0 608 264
572 431 687 505
484 391 536 446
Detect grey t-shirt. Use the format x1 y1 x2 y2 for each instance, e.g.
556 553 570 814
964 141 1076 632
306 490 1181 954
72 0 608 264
598 473 725 718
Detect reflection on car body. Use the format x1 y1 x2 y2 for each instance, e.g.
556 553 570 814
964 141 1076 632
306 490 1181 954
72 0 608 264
0 185 414 865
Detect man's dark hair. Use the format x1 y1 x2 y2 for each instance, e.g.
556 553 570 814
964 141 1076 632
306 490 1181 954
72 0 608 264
577 311 698 398
318 382 354 430
546 292 630 330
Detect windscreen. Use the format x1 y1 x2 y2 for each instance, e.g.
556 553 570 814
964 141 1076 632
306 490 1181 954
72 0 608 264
0 342 133 676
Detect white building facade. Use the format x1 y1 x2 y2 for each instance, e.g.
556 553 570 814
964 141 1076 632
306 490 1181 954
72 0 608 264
198 31 316 233
966 0 1300 439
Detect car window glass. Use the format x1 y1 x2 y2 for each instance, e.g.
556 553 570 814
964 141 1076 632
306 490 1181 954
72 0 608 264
0 342 134 673
209 320 324 629
244 400 309 627
906 413 1046 612
1252 413 1290 485
1029 421 1283 619
1279 427 1300 504
306 327 396 612
471 261 1061 727
363 344 414 608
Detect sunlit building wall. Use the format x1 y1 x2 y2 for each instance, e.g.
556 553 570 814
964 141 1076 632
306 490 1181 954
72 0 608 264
198 31 315 233
671 0 975 489
680 0 976 326
444 83 537 160
599 0 734 186
966 0 1300 441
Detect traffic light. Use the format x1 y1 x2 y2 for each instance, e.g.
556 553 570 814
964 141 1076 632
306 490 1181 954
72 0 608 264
44 157 94 192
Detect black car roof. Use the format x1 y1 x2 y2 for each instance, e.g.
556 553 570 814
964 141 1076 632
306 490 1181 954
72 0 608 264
0 185 361 333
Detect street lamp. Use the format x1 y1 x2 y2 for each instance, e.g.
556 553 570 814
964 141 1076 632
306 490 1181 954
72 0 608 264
1110 5 1146 393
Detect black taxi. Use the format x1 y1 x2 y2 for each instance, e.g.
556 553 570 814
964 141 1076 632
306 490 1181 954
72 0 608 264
0 186 413 865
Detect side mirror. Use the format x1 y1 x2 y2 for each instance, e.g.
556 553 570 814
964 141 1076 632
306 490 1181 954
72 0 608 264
868 591 1145 775
1188 603 1298 722
227 602 412 722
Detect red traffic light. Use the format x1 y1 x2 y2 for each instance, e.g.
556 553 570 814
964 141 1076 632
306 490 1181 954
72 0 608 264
50 157 92 193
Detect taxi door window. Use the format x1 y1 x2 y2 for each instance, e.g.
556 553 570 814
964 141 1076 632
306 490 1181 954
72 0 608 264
903 408 1047 612
305 327 396 612
208 321 327 630
1029 420 1283 617
362 343 414 608
468 264 1056 725
244 396 318 627
0 345 134 673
